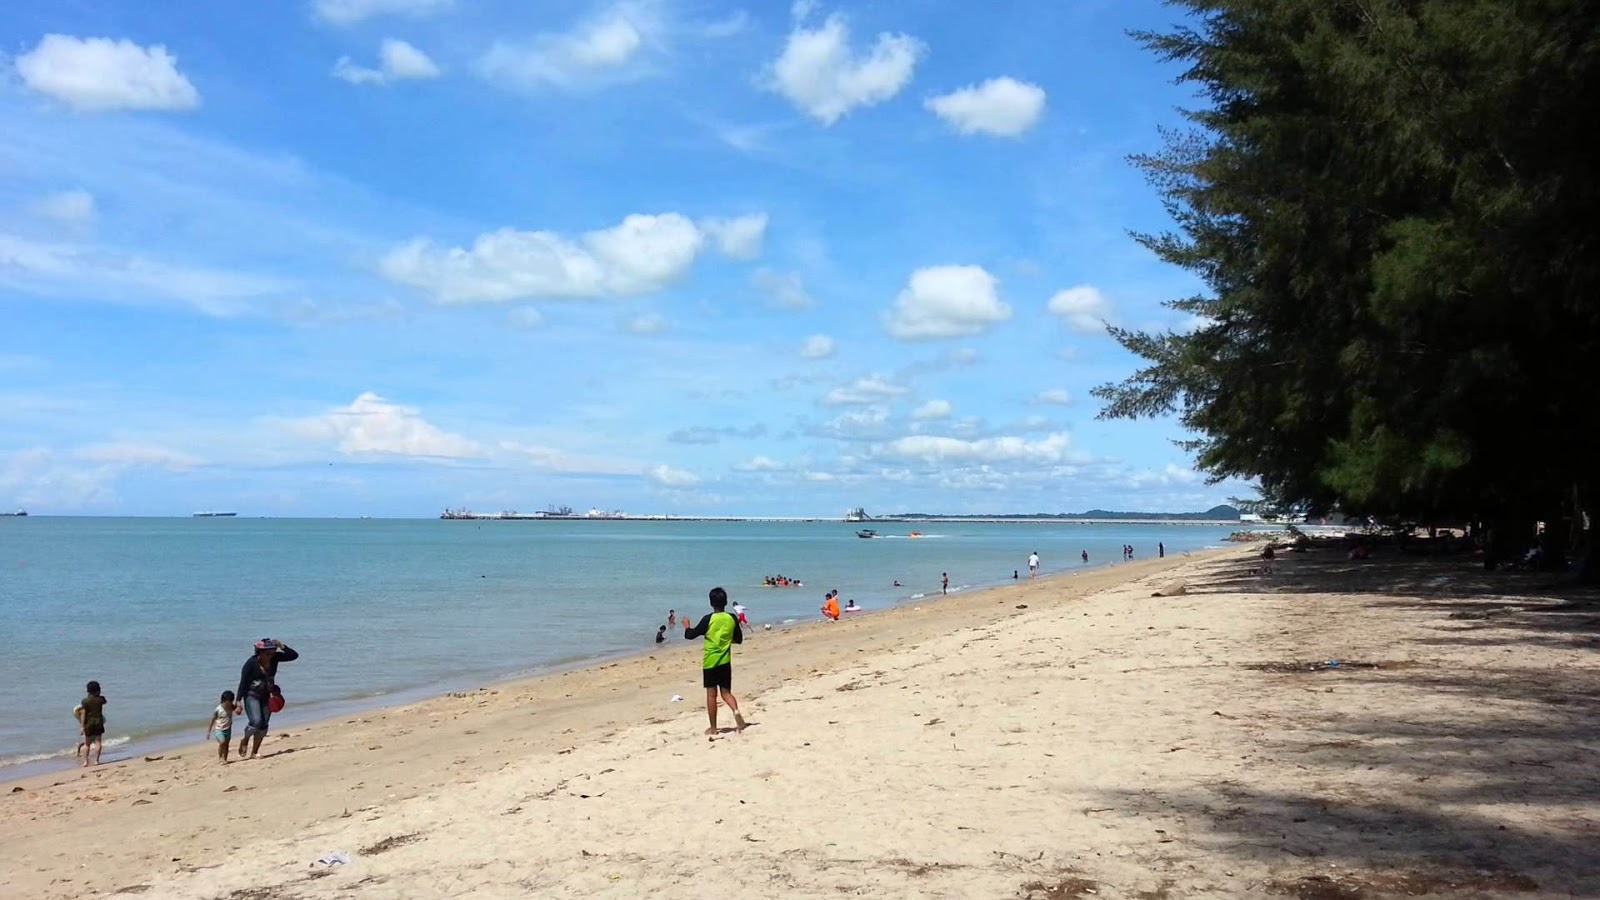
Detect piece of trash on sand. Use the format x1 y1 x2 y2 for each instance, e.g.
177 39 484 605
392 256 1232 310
313 852 351 868
670 695 683 703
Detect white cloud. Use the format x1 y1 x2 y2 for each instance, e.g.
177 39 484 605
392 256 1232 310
1048 285 1114 335
735 455 785 472
877 432 1080 465
0 233 286 316
314 0 454 26
15 35 200 112
1034 388 1072 406
497 441 643 476
1125 464 1205 489
926 77 1046 137
32 190 97 225
823 375 906 405
799 334 836 359
506 307 544 330
479 6 653 90
333 39 441 86
380 213 709 304
886 265 1011 339
766 13 924 125
911 399 952 421
1 443 201 509
802 470 836 482
753 269 813 310
627 312 668 334
813 405 893 441
289 392 481 459
791 0 819 20
647 463 701 487
700 214 767 260
74 443 202 470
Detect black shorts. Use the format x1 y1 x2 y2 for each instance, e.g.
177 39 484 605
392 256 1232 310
702 663 732 690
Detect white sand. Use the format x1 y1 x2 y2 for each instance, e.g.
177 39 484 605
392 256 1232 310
4 547 1595 899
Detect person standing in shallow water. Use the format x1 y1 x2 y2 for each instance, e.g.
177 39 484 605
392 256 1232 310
235 638 298 759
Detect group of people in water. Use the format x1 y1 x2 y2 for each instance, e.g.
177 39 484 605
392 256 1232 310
762 575 801 587
73 637 298 767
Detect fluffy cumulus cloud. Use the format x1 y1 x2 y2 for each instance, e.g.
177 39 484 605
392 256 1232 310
886 265 1011 340
314 0 454 26
1048 285 1115 335
290 392 482 459
799 334 836 359
479 5 653 90
333 39 441 86
910 399 952 420
767 13 924 125
1034 388 1071 406
876 432 1080 465
647 463 701 487
14 35 200 112
381 212 756 304
822 376 906 405
753 269 813 310
32 190 97 225
925 77 1046 137
700 214 767 260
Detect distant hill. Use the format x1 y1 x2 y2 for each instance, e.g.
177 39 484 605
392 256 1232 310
885 505 1241 521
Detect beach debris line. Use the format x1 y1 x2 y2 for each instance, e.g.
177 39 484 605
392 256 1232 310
1244 660 1386 673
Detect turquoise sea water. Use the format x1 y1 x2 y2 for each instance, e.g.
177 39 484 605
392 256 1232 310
0 517 1233 774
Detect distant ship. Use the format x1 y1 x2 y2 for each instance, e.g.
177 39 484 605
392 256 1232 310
845 507 869 522
192 511 237 517
1 509 25 517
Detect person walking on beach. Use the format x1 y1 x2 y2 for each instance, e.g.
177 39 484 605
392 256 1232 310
941 572 949 594
683 587 746 737
732 600 749 626
1159 542 1165 559
207 691 236 763
235 638 298 760
1028 551 1040 577
77 681 107 767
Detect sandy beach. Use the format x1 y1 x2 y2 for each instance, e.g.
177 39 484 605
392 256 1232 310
3 546 1596 899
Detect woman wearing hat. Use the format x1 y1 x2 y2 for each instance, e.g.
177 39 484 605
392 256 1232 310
234 638 298 759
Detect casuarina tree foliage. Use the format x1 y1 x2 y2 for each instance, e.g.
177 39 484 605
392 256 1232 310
1095 0 1599 570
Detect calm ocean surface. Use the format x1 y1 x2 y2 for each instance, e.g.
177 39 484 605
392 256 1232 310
0 517 1233 774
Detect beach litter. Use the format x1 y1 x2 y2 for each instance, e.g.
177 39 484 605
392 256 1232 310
670 695 683 702
312 852 350 868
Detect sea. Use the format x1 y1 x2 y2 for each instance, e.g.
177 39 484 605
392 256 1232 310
0 516 1236 777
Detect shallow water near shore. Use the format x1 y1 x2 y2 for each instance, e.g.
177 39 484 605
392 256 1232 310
0 516 1231 773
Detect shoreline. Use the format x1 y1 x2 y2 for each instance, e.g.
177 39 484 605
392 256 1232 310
0 551 1204 782
0 549 1234 899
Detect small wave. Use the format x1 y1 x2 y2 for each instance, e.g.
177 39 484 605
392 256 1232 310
909 592 926 599
0 735 130 768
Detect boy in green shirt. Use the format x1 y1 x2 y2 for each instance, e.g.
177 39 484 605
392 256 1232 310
684 586 747 736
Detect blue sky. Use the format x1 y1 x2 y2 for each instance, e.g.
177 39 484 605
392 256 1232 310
0 0 1247 517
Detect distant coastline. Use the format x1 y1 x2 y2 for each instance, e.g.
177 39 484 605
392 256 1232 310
435 503 1244 525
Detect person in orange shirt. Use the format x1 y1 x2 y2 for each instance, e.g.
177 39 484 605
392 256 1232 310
821 590 840 621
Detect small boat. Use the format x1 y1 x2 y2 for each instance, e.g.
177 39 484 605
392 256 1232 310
856 528 877 538
908 531 922 538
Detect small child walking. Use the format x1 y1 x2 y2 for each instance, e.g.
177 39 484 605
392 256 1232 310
208 691 236 763
77 681 107 767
